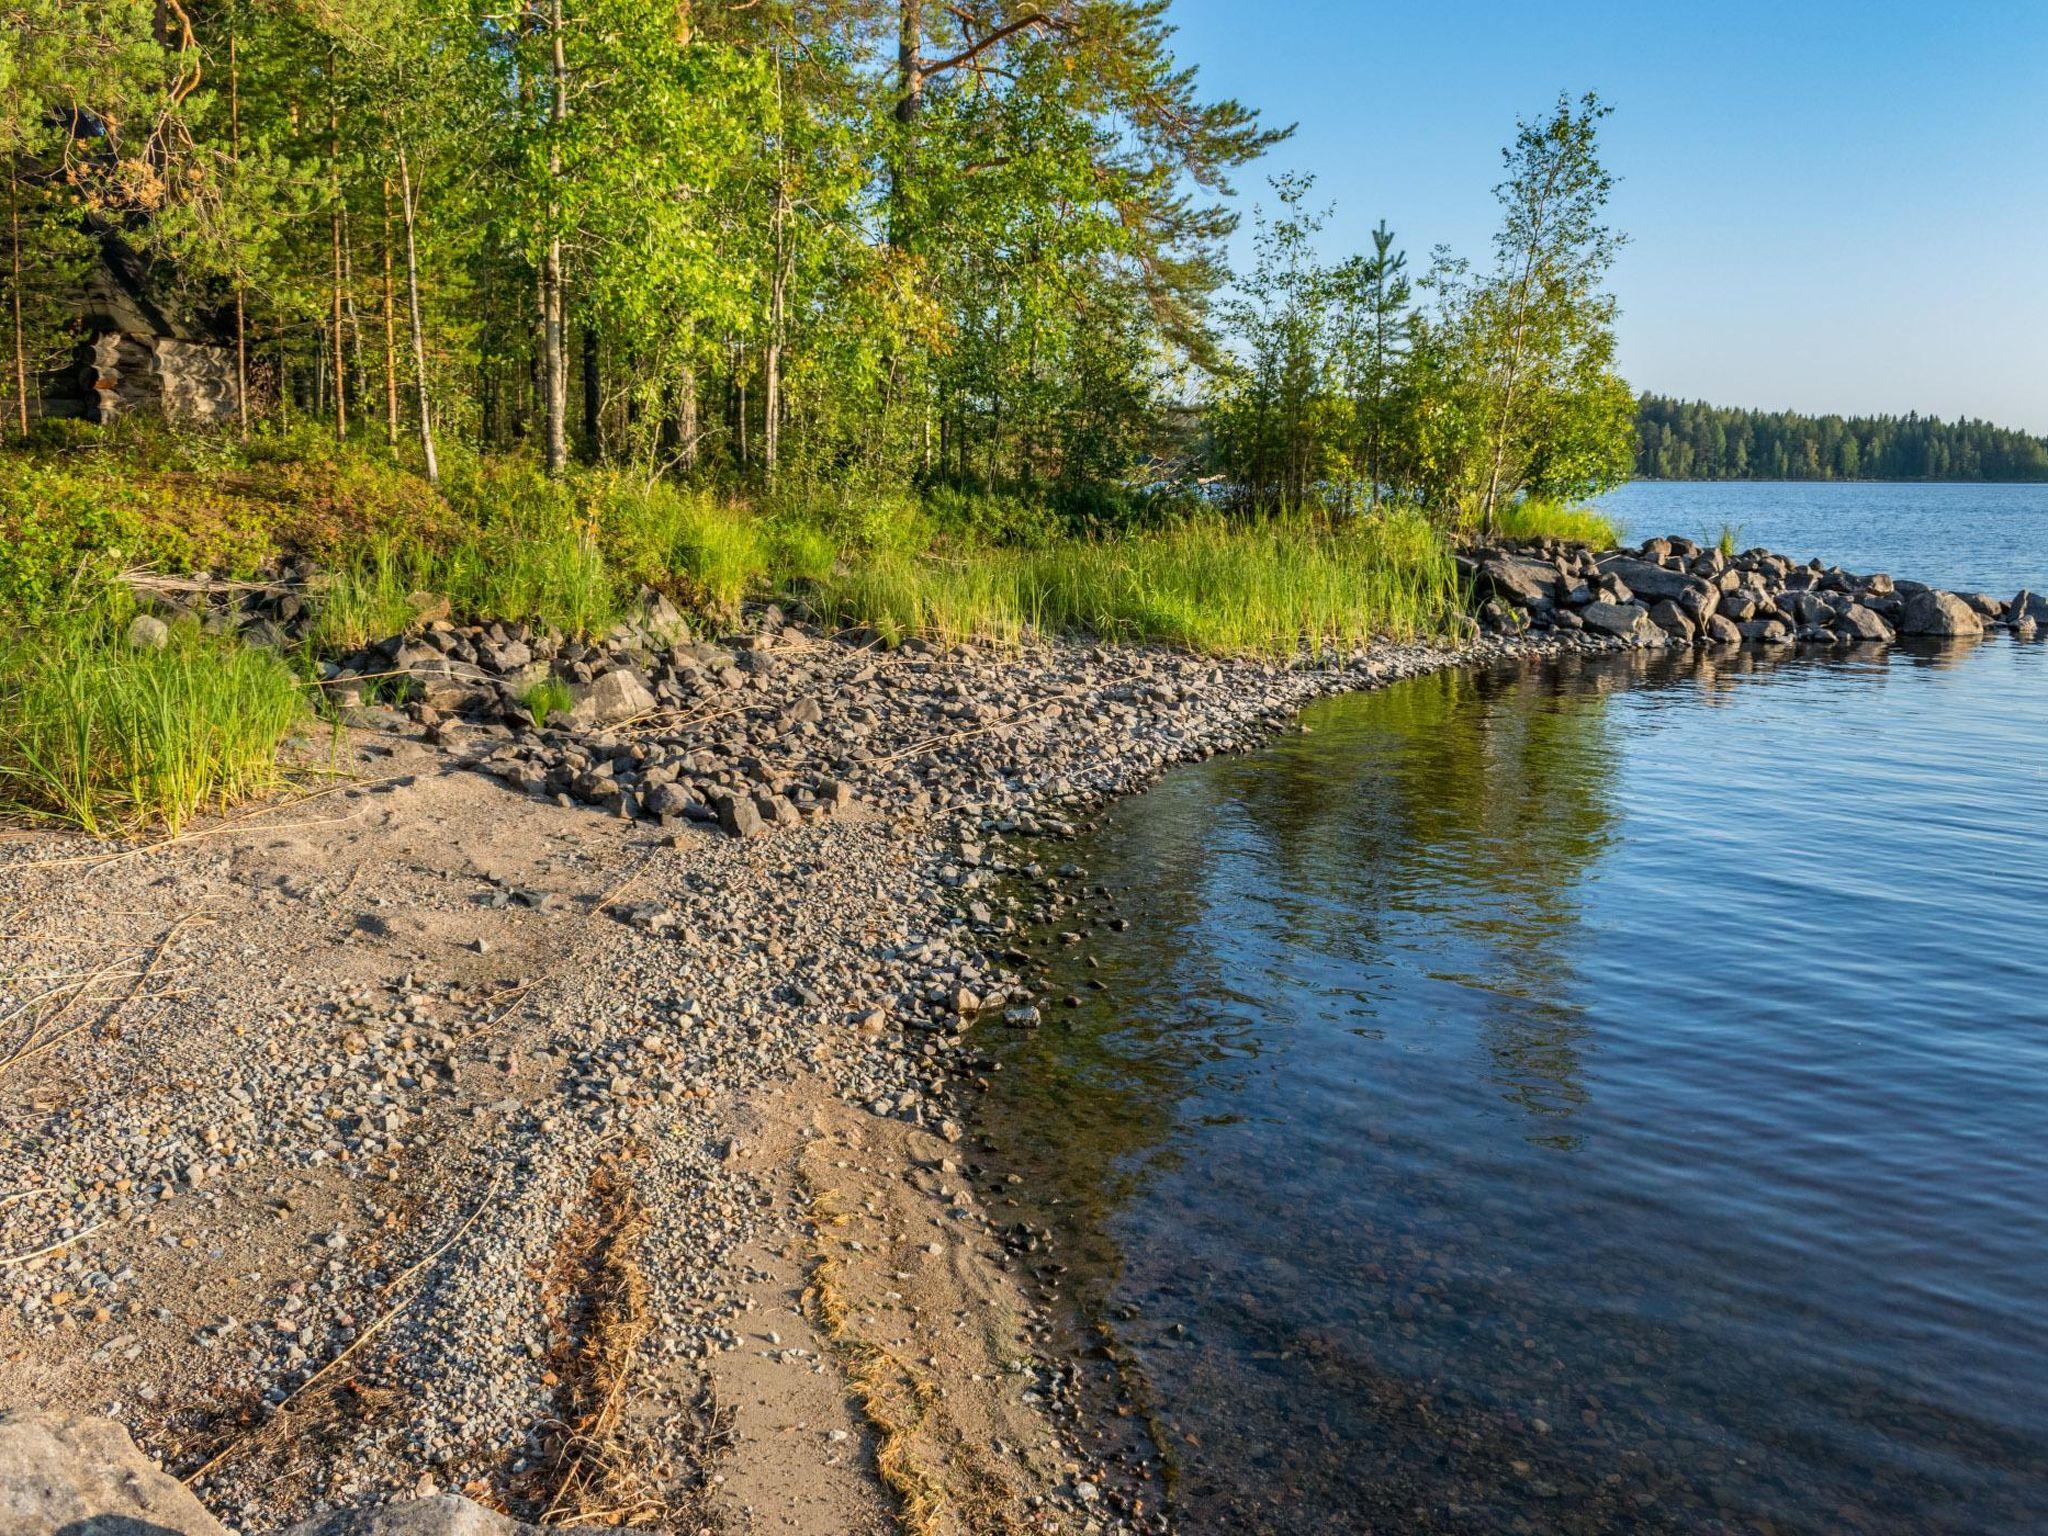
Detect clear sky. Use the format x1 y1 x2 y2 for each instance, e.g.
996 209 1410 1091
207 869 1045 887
1165 0 2048 433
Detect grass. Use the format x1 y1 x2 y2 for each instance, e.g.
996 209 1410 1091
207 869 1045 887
1716 521 1743 557
811 509 1463 656
0 600 305 836
1492 496 1623 548
521 674 574 727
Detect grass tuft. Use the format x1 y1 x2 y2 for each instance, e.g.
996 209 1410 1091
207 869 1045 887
1493 496 1622 548
0 603 304 836
521 675 574 728
808 509 1462 656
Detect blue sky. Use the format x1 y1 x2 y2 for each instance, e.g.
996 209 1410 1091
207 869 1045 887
1165 0 2048 432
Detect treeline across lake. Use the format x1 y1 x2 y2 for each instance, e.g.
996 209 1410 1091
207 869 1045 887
1635 395 2048 482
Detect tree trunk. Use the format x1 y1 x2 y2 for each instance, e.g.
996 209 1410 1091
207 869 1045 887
328 85 347 442
229 29 248 435
581 324 600 462
8 157 26 438
889 0 923 252
541 0 569 475
676 359 698 471
396 144 438 486
381 179 400 445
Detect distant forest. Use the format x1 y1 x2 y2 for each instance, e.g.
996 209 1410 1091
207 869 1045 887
1634 395 2048 482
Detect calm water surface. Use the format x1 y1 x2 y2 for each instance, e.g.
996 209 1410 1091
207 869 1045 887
979 486 2048 1533
1597 480 2048 594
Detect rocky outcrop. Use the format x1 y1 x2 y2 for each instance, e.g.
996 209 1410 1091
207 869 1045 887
0 1408 226 1536
0 1411 640 1536
1461 532 2026 652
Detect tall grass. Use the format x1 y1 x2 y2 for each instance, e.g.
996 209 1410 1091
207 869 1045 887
0 605 304 835
1493 496 1622 548
810 510 1463 655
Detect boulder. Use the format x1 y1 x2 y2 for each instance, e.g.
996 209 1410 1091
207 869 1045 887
1897 589 1984 638
1475 554 1560 610
568 669 659 728
2011 589 2048 626
1738 617 1793 645
1648 598 1696 641
283 1493 643 1536
0 1408 227 1536
1579 600 1656 640
1703 613 1742 646
126 613 171 650
1596 555 1718 618
635 587 690 646
714 790 764 839
1833 603 1894 644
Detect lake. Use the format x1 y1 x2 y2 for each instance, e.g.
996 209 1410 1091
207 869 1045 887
976 483 2048 1533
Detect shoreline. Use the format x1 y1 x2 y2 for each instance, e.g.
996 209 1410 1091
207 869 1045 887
1 536 2033 1534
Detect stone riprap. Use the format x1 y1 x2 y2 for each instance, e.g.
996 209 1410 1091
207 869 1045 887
1463 532 2036 648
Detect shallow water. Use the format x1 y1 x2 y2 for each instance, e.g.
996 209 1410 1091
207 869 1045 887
979 626 2048 1532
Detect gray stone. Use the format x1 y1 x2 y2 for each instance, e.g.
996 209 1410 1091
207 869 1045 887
1476 554 1560 610
2010 589 2048 625
1596 555 1718 618
125 614 171 651
283 1493 641 1536
1648 598 1696 640
714 791 764 839
1738 617 1793 645
1833 603 1894 643
1579 600 1655 640
1703 613 1742 646
642 781 698 820
1897 589 1984 638
0 1408 227 1536
636 587 690 646
568 669 659 728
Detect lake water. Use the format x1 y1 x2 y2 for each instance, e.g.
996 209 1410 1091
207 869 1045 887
1597 479 2048 596
977 483 2048 1533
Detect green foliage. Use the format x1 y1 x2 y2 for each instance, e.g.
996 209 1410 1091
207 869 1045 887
1493 497 1622 548
520 674 573 728
1636 395 2048 481
1205 96 1633 528
0 601 304 835
1717 522 1741 557
811 510 1461 656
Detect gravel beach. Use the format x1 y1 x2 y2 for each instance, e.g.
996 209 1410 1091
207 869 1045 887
3 530 2020 1533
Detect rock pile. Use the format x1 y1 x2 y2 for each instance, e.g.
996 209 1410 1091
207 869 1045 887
123 563 328 649
1463 533 2044 647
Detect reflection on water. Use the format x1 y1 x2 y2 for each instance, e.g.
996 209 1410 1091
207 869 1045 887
975 640 2048 1534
